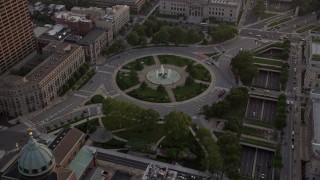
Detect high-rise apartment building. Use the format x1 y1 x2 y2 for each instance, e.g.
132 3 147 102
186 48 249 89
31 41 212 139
0 0 37 74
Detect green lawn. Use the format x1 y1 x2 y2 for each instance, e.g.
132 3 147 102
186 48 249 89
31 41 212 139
255 64 282 70
241 126 265 138
241 137 276 149
114 124 167 143
122 56 155 70
116 71 140 90
253 57 284 67
296 25 317 33
173 82 208 102
245 119 275 129
127 86 171 103
261 12 277 20
214 131 225 139
102 116 136 131
267 17 291 27
191 64 211 82
158 55 193 67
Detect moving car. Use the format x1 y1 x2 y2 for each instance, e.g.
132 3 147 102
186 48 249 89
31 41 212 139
218 89 227 98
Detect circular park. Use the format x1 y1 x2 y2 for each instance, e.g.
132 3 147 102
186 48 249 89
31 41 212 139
115 55 214 103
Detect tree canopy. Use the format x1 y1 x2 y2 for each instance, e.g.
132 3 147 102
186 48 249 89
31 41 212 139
231 50 258 86
217 131 241 179
164 111 191 140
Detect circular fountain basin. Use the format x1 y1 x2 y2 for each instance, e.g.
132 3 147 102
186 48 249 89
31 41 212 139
146 68 181 85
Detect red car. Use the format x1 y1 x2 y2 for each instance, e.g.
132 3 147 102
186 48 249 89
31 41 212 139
218 89 227 98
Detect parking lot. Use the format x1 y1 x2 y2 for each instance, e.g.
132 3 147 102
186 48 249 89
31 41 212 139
252 70 280 91
246 97 278 122
240 146 275 179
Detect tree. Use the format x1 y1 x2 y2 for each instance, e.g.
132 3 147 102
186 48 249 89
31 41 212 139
225 87 249 107
132 24 146 36
210 100 231 118
273 150 283 169
127 32 141 46
139 109 159 130
164 111 191 140
231 50 258 86
217 131 241 179
197 128 223 172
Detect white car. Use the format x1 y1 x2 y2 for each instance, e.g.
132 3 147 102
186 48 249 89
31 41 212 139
249 32 253 35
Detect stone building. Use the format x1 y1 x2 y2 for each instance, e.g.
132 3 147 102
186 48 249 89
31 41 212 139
159 0 243 23
0 42 85 117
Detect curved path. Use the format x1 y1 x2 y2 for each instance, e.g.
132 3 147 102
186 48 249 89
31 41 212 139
20 37 257 127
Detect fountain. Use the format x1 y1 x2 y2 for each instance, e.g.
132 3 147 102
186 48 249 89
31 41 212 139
146 65 181 85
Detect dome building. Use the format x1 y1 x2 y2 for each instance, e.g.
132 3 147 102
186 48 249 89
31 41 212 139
18 130 55 180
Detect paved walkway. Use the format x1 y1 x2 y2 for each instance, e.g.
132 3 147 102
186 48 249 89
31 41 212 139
194 79 211 85
96 147 212 177
123 84 140 93
165 86 176 102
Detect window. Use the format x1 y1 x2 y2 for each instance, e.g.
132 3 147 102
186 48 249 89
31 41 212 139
24 169 29 174
318 74 320 78
32 169 38 174
230 13 233 17
42 166 47 171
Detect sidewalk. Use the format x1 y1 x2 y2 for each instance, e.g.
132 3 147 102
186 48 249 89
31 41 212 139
96 147 212 177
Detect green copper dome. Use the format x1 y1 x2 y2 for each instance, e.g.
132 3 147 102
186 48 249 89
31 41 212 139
18 131 55 177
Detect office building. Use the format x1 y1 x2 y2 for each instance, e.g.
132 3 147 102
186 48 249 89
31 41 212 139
91 0 145 13
0 42 85 117
304 31 320 90
159 0 243 23
0 0 37 74
99 5 130 35
305 91 320 179
78 28 111 61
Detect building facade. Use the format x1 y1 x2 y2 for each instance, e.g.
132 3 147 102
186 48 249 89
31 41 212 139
305 91 320 179
78 28 112 62
0 42 85 117
0 0 37 74
91 0 145 14
304 31 320 90
159 0 242 23
103 5 130 35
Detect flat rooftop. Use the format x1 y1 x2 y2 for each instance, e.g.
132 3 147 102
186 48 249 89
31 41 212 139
78 28 105 45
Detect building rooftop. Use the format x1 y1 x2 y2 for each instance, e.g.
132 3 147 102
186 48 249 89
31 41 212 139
51 128 86 166
34 26 51 38
23 42 81 84
78 28 105 45
142 164 169 180
83 167 108 180
111 170 133 180
55 11 92 23
68 146 96 179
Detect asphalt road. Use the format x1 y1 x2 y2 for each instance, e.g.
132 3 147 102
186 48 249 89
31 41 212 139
255 149 274 180
246 97 264 120
240 145 256 177
245 0 259 25
97 152 149 170
253 70 269 88
262 100 277 122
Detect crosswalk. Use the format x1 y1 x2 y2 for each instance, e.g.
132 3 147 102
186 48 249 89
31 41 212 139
2 147 20 157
